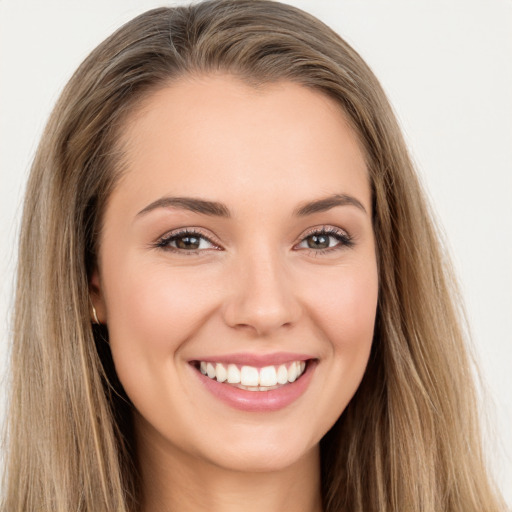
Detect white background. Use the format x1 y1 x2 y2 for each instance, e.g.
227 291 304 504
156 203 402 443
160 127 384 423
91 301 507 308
1 0 511 504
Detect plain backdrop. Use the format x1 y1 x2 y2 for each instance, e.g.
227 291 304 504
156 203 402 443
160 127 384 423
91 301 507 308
1 0 511 504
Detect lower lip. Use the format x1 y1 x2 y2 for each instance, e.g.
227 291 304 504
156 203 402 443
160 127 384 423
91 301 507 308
193 361 316 412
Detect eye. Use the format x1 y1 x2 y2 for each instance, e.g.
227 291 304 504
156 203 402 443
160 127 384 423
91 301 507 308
156 229 219 253
295 227 353 253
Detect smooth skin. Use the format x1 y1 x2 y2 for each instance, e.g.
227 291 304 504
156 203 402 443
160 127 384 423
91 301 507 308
91 75 378 512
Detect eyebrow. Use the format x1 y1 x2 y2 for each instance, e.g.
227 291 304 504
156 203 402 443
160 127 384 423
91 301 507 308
136 193 367 218
137 196 231 218
293 193 367 216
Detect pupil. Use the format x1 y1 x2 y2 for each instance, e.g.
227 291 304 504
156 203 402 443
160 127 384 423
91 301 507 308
176 236 200 250
308 234 329 249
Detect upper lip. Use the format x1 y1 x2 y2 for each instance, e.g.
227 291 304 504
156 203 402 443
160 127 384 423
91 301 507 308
189 352 315 367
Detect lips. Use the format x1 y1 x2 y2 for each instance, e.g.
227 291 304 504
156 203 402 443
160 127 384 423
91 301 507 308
190 353 316 412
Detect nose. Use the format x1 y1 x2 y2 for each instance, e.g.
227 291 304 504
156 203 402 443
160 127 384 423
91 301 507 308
222 249 302 337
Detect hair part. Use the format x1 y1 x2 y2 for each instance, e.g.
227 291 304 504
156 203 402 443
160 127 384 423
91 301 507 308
2 1 505 511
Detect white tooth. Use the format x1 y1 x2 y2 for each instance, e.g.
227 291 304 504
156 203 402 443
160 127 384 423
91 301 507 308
206 362 216 379
288 362 298 382
216 363 227 382
259 366 277 387
299 361 306 374
227 364 241 384
277 364 288 384
200 361 207 375
240 366 259 386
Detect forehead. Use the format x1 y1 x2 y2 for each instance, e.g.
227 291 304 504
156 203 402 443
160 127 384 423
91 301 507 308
111 74 370 217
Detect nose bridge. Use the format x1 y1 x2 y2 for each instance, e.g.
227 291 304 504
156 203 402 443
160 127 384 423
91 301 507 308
223 243 300 335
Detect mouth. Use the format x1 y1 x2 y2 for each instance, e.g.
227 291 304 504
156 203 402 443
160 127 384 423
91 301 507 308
189 356 316 412
192 360 308 391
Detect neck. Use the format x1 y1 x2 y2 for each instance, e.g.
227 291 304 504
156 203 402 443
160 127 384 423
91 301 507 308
137 423 323 512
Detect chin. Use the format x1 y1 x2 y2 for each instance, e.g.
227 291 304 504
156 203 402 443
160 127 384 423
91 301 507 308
196 428 320 474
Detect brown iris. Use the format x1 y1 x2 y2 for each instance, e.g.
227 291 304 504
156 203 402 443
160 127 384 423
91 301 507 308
306 234 330 249
175 235 201 250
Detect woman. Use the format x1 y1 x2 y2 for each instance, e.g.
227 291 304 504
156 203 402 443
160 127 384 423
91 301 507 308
1 1 506 511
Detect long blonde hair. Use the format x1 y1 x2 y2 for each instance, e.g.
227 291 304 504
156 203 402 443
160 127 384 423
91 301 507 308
2 1 505 511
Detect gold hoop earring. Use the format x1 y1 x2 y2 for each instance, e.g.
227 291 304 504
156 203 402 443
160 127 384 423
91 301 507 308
91 304 100 325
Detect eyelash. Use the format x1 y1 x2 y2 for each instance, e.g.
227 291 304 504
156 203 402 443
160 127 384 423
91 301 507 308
297 226 354 255
155 226 354 255
155 228 219 255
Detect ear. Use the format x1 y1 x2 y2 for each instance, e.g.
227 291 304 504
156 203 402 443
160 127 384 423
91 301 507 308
89 268 107 324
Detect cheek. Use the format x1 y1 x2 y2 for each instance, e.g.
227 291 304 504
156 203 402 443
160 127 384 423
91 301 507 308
104 260 218 354
100 258 222 413
101 259 222 420
303 261 378 351
299 259 378 425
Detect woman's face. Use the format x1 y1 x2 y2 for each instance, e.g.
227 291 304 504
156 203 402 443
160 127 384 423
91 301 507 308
92 75 378 473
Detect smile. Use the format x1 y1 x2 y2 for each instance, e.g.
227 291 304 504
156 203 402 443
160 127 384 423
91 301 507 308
198 360 307 391
191 355 316 412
